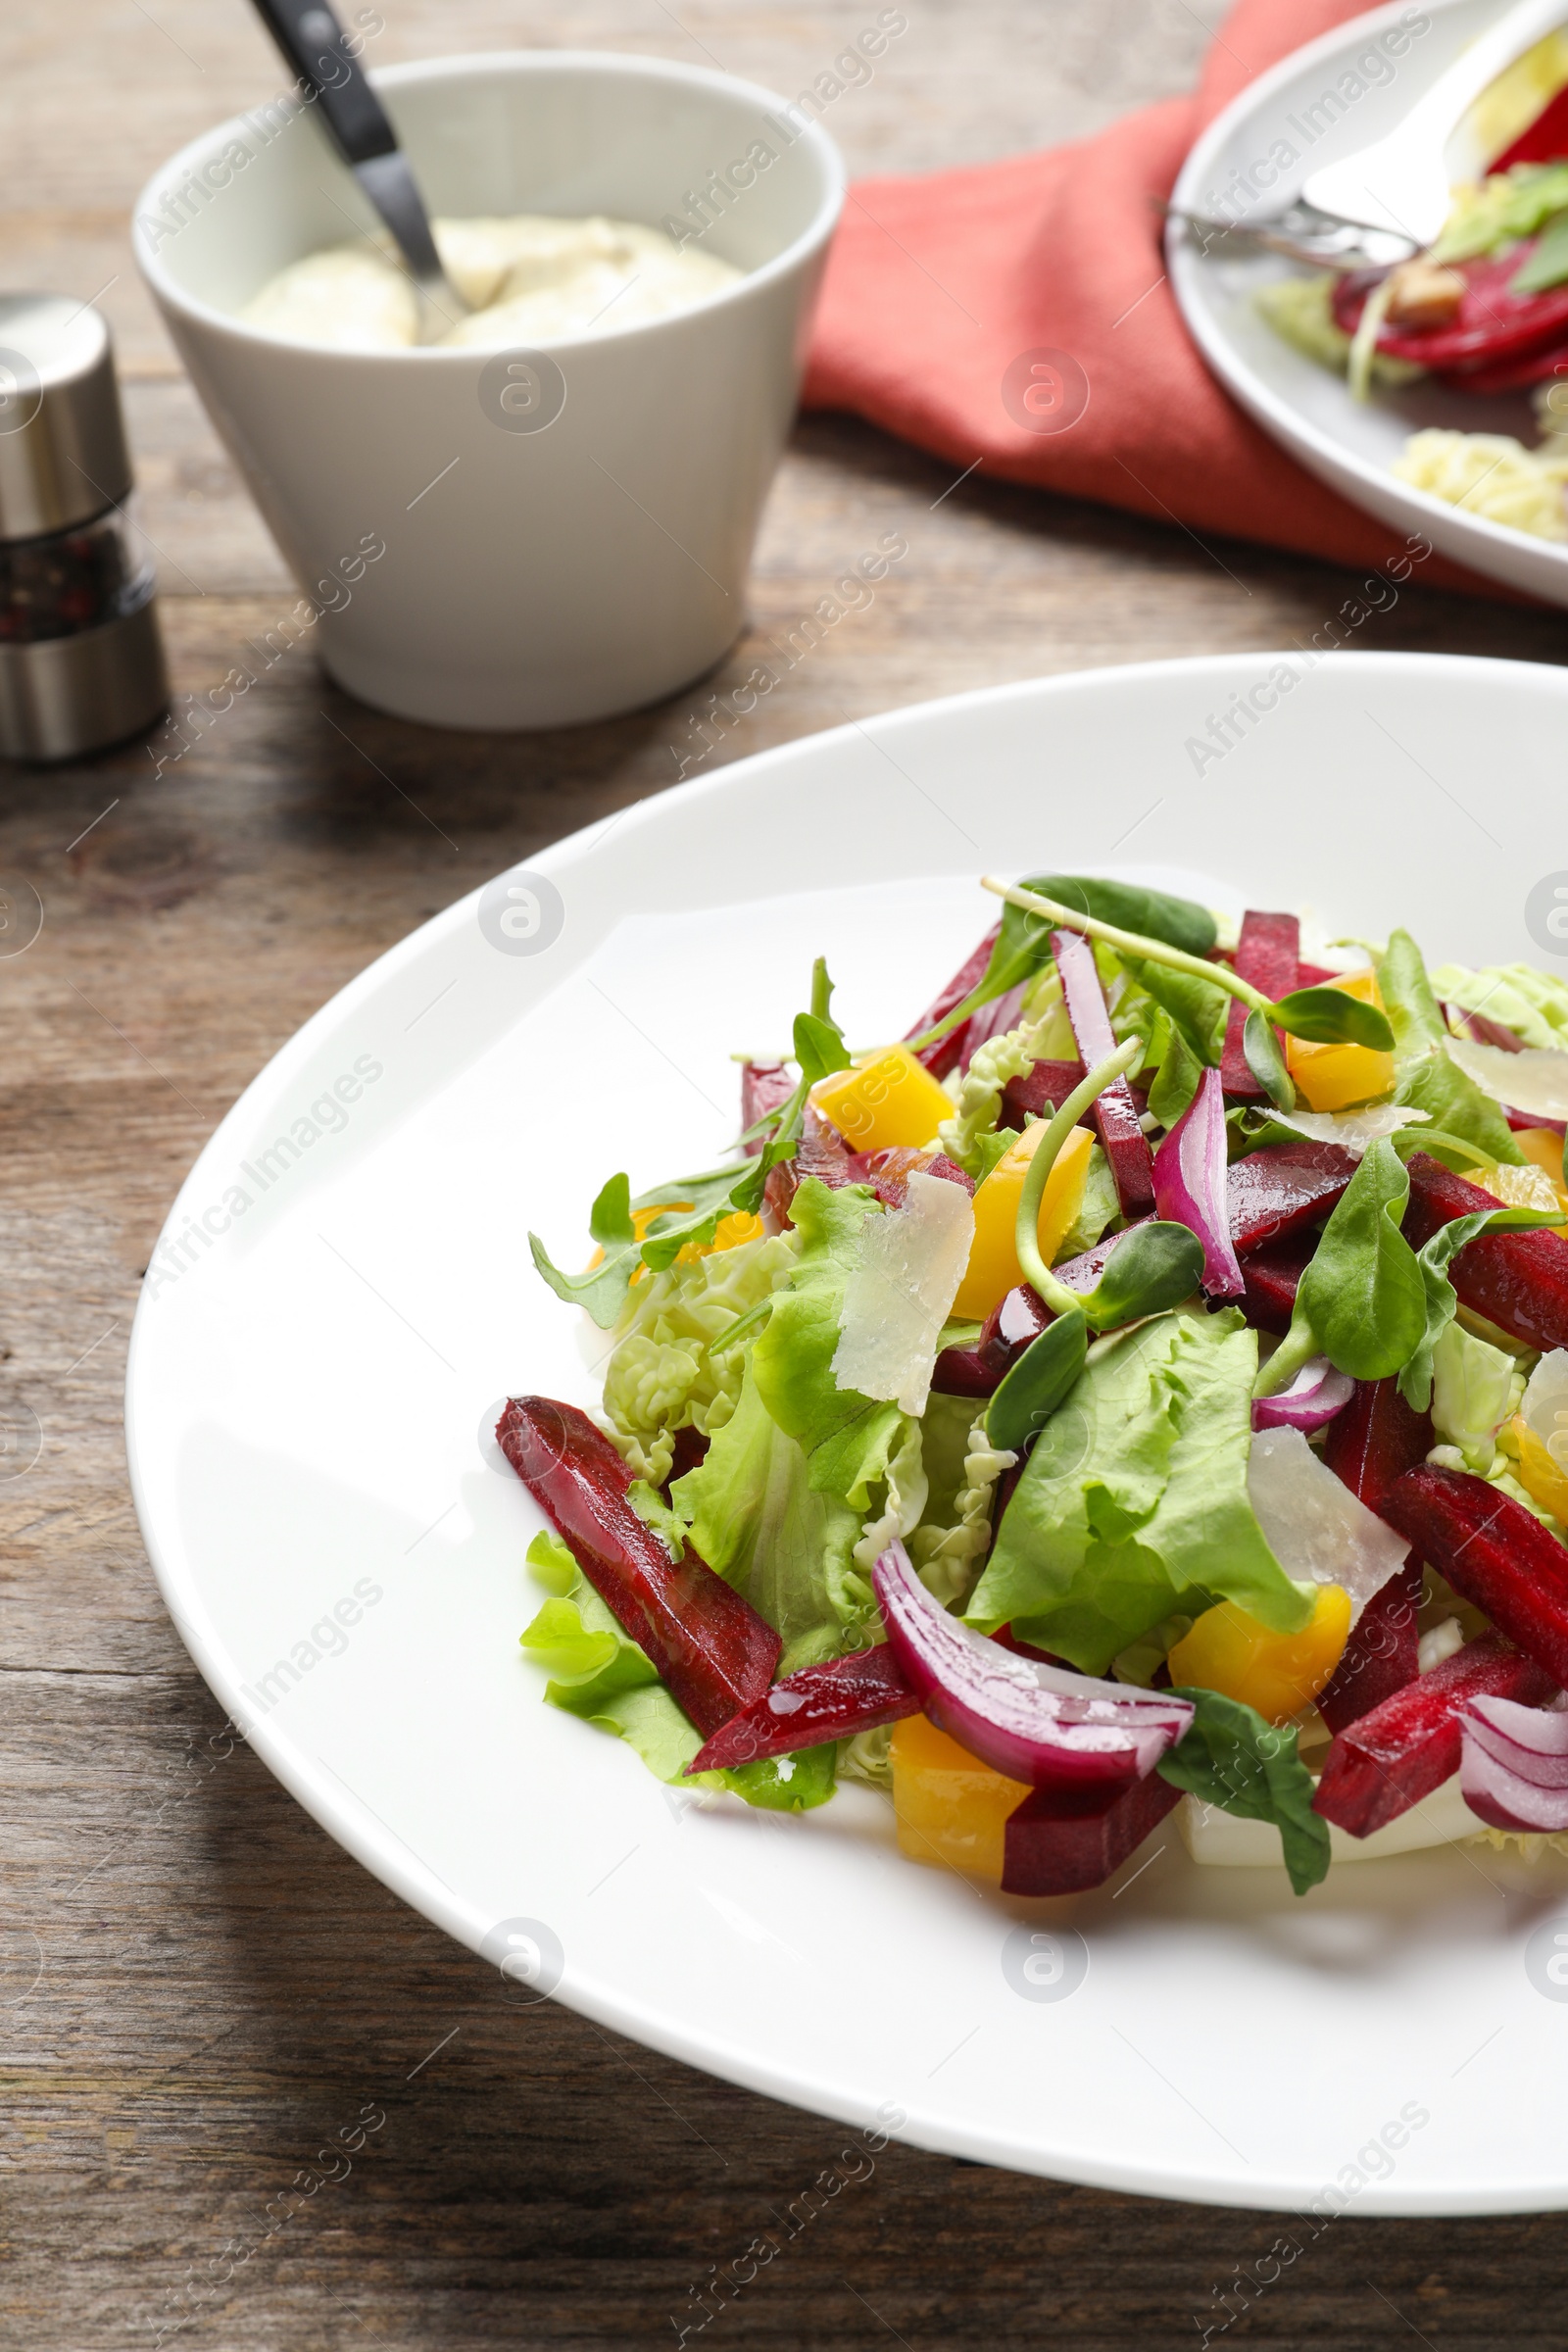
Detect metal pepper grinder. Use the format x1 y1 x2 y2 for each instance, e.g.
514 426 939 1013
0 294 169 763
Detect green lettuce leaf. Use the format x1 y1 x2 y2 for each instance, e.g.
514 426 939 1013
672 1362 867 1671
520 1578 702 1778
598 1227 799 1483
1430 1320 1520 1472
722 1744 839 1811
520 1551 836 1804
749 1175 906 1504
1158 1690 1330 1896
967 1308 1306 1673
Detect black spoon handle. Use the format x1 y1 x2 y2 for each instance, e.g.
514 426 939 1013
249 0 395 167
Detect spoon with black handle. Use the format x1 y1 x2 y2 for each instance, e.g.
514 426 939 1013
247 0 470 331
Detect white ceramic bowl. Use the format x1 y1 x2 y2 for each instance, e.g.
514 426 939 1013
133 53 844 728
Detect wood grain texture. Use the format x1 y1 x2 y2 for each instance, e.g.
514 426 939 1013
4 0 1568 2342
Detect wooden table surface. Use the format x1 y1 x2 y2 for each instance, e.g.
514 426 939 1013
6 2 1568 2343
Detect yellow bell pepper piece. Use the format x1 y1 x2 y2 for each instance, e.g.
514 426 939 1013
810 1044 954 1154
1166 1585 1351 1724
890 1712 1028 1883
1503 1414 1568 1523
1510 1127 1568 1218
1285 968 1395 1112
953 1120 1095 1322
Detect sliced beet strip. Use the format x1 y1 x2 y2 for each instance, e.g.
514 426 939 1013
498 1396 780 1738
1313 1631 1553 1838
1220 910 1299 1100
1404 1152 1568 1353
1238 1231 1313 1336
1050 927 1153 1214
687 1644 916 1772
1003 1769 1182 1896
1313 1377 1434 1735
1381 1463 1568 1692
904 922 1001 1081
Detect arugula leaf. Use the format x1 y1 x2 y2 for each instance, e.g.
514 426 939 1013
1029 875 1217 958
1394 1051 1526 1168
1289 1137 1426 1382
529 1172 644 1326
1243 1008 1295 1110
1148 1017 1201 1126
913 873 1216 1050
530 958 847 1325
986 1310 1088 1452
1158 1690 1330 1896
1378 927 1447 1061
1058 1139 1121 1257
1398 1203 1561 1412
1379 928 1524 1165
794 1009 851 1087
1119 953 1228 1066
1085 1221 1205 1329
1273 985 1395 1051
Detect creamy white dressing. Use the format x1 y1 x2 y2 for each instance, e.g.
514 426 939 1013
240 214 744 351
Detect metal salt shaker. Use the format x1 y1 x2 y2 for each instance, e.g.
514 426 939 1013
0 294 169 763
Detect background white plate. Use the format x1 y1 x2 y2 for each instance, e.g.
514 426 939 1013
128 652 1568 2215
1169 0 1568 608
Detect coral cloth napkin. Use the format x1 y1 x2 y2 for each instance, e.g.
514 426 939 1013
802 0 1500 592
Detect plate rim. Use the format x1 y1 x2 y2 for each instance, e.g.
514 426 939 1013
1167 0 1568 604
124 648 1568 2215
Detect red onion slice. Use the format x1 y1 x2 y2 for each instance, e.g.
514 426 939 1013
1459 1692 1568 1830
1251 1355 1356 1433
1152 1065 1244 1299
872 1543 1193 1788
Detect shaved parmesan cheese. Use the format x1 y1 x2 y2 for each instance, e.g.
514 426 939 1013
831 1170 975 1416
1446 1035 1568 1122
1271 1103 1429 1155
1179 1775 1488 1868
1248 1425 1408 1625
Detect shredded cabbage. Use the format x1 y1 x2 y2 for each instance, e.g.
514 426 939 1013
908 1410 1018 1607
1432 961 1568 1051
852 1412 927 1575
938 981 1063 1176
599 1228 798 1481
1429 1321 1524 1474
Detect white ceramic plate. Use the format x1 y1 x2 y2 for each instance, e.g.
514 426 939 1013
1169 0 1568 609
128 652 1568 2215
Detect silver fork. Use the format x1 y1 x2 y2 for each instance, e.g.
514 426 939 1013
1159 200 1420 273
